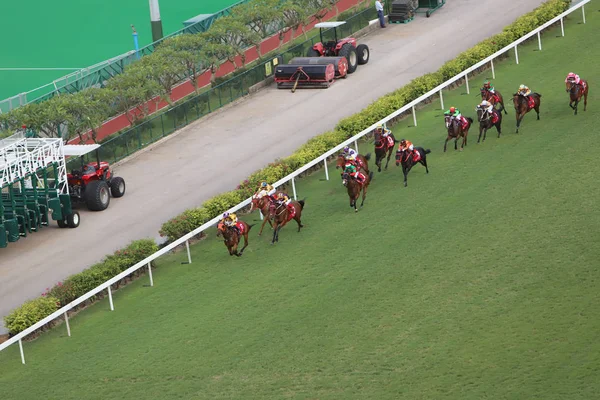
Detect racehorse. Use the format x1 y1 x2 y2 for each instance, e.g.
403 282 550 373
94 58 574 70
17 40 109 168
481 88 507 114
217 220 255 257
373 131 398 172
566 79 589 115
250 193 284 236
444 115 473 152
336 153 371 174
341 171 374 212
476 106 502 143
269 198 305 244
512 92 542 133
395 147 430 187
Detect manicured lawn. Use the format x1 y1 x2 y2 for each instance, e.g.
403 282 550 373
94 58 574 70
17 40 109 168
1 11 599 400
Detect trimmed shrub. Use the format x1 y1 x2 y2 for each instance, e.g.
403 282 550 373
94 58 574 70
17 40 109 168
4 297 59 336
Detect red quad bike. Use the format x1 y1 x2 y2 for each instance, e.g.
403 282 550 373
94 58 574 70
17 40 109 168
307 21 370 74
63 144 126 212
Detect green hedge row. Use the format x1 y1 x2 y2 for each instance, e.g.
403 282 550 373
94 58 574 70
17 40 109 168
158 0 571 242
4 239 158 335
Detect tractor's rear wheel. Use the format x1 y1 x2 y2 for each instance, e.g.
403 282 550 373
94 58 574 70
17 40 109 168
57 219 67 228
67 211 80 228
357 44 370 65
110 177 126 198
307 47 320 57
339 44 358 74
85 180 111 211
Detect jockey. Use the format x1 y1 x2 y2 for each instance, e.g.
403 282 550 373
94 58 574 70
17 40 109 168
342 146 358 162
478 100 494 114
482 80 496 94
517 84 532 97
445 106 465 127
276 192 294 213
254 181 274 199
222 212 238 227
398 138 414 153
565 72 581 85
344 163 367 185
376 125 393 147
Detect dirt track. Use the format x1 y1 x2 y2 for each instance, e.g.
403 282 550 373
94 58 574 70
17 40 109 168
0 0 547 333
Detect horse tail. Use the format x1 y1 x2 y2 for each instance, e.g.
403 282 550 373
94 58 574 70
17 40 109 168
467 117 474 123
424 149 431 154
247 223 256 231
364 152 371 161
368 171 374 182
298 199 305 209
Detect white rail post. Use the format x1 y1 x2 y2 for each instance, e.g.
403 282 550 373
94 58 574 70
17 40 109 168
186 240 192 264
64 311 71 337
412 106 417 127
324 159 329 180
514 45 519 65
18 339 25 364
582 5 586 24
491 59 495 79
259 211 264 220
147 262 154 287
537 32 542 51
560 17 564 36
354 140 359 152
439 89 444 110
465 73 470 94
291 177 297 200
107 286 114 311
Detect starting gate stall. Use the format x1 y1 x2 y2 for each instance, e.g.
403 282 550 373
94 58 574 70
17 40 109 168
0 131 80 248
415 0 445 18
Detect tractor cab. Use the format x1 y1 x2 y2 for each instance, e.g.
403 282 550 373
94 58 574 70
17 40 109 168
307 21 370 74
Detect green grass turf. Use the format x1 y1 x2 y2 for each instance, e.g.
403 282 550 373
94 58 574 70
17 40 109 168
0 0 240 100
2 11 600 400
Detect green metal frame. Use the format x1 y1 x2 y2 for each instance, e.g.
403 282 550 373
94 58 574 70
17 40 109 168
415 0 446 17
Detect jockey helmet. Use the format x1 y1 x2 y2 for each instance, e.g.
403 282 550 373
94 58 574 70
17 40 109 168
223 212 230 219
568 72 575 77
481 100 490 107
376 125 384 131
261 182 267 188
449 107 456 113
519 84 526 90
343 146 350 153
484 80 490 87
400 139 406 145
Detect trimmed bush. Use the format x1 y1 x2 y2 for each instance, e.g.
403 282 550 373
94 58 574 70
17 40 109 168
4 239 158 335
4 297 60 336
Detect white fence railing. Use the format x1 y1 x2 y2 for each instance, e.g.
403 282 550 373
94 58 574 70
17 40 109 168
0 0 590 363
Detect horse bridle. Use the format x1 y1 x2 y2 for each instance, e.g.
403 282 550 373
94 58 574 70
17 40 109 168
477 107 491 122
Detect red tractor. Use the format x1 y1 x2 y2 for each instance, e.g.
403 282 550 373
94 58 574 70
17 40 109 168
63 144 126 211
307 21 370 74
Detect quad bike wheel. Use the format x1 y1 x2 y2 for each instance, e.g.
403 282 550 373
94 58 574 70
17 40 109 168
110 177 126 198
67 212 80 228
357 44 370 65
85 180 111 211
339 44 358 73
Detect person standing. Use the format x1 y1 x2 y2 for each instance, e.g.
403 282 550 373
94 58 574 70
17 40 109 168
375 0 386 28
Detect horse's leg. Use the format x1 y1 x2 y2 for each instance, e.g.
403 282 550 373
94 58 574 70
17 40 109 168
402 164 408 187
258 211 270 236
271 222 278 244
516 113 522 133
535 104 540 120
360 184 368 208
384 149 392 170
376 154 382 172
454 136 458 151
444 136 450 152
295 211 303 231
574 98 578 115
238 234 249 256
584 91 588 111
502 101 507 115
478 125 483 143
420 159 429 174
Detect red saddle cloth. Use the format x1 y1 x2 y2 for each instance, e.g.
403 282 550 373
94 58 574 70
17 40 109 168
386 136 395 148
491 111 499 124
235 222 245 234
527 96 536 110
412 150 421 163
459 117 469 130
286 204 296 221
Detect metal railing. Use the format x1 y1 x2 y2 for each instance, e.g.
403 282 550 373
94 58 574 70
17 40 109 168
0 0 589 364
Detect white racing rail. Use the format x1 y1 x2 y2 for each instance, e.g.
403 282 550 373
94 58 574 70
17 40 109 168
0 0 590 363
